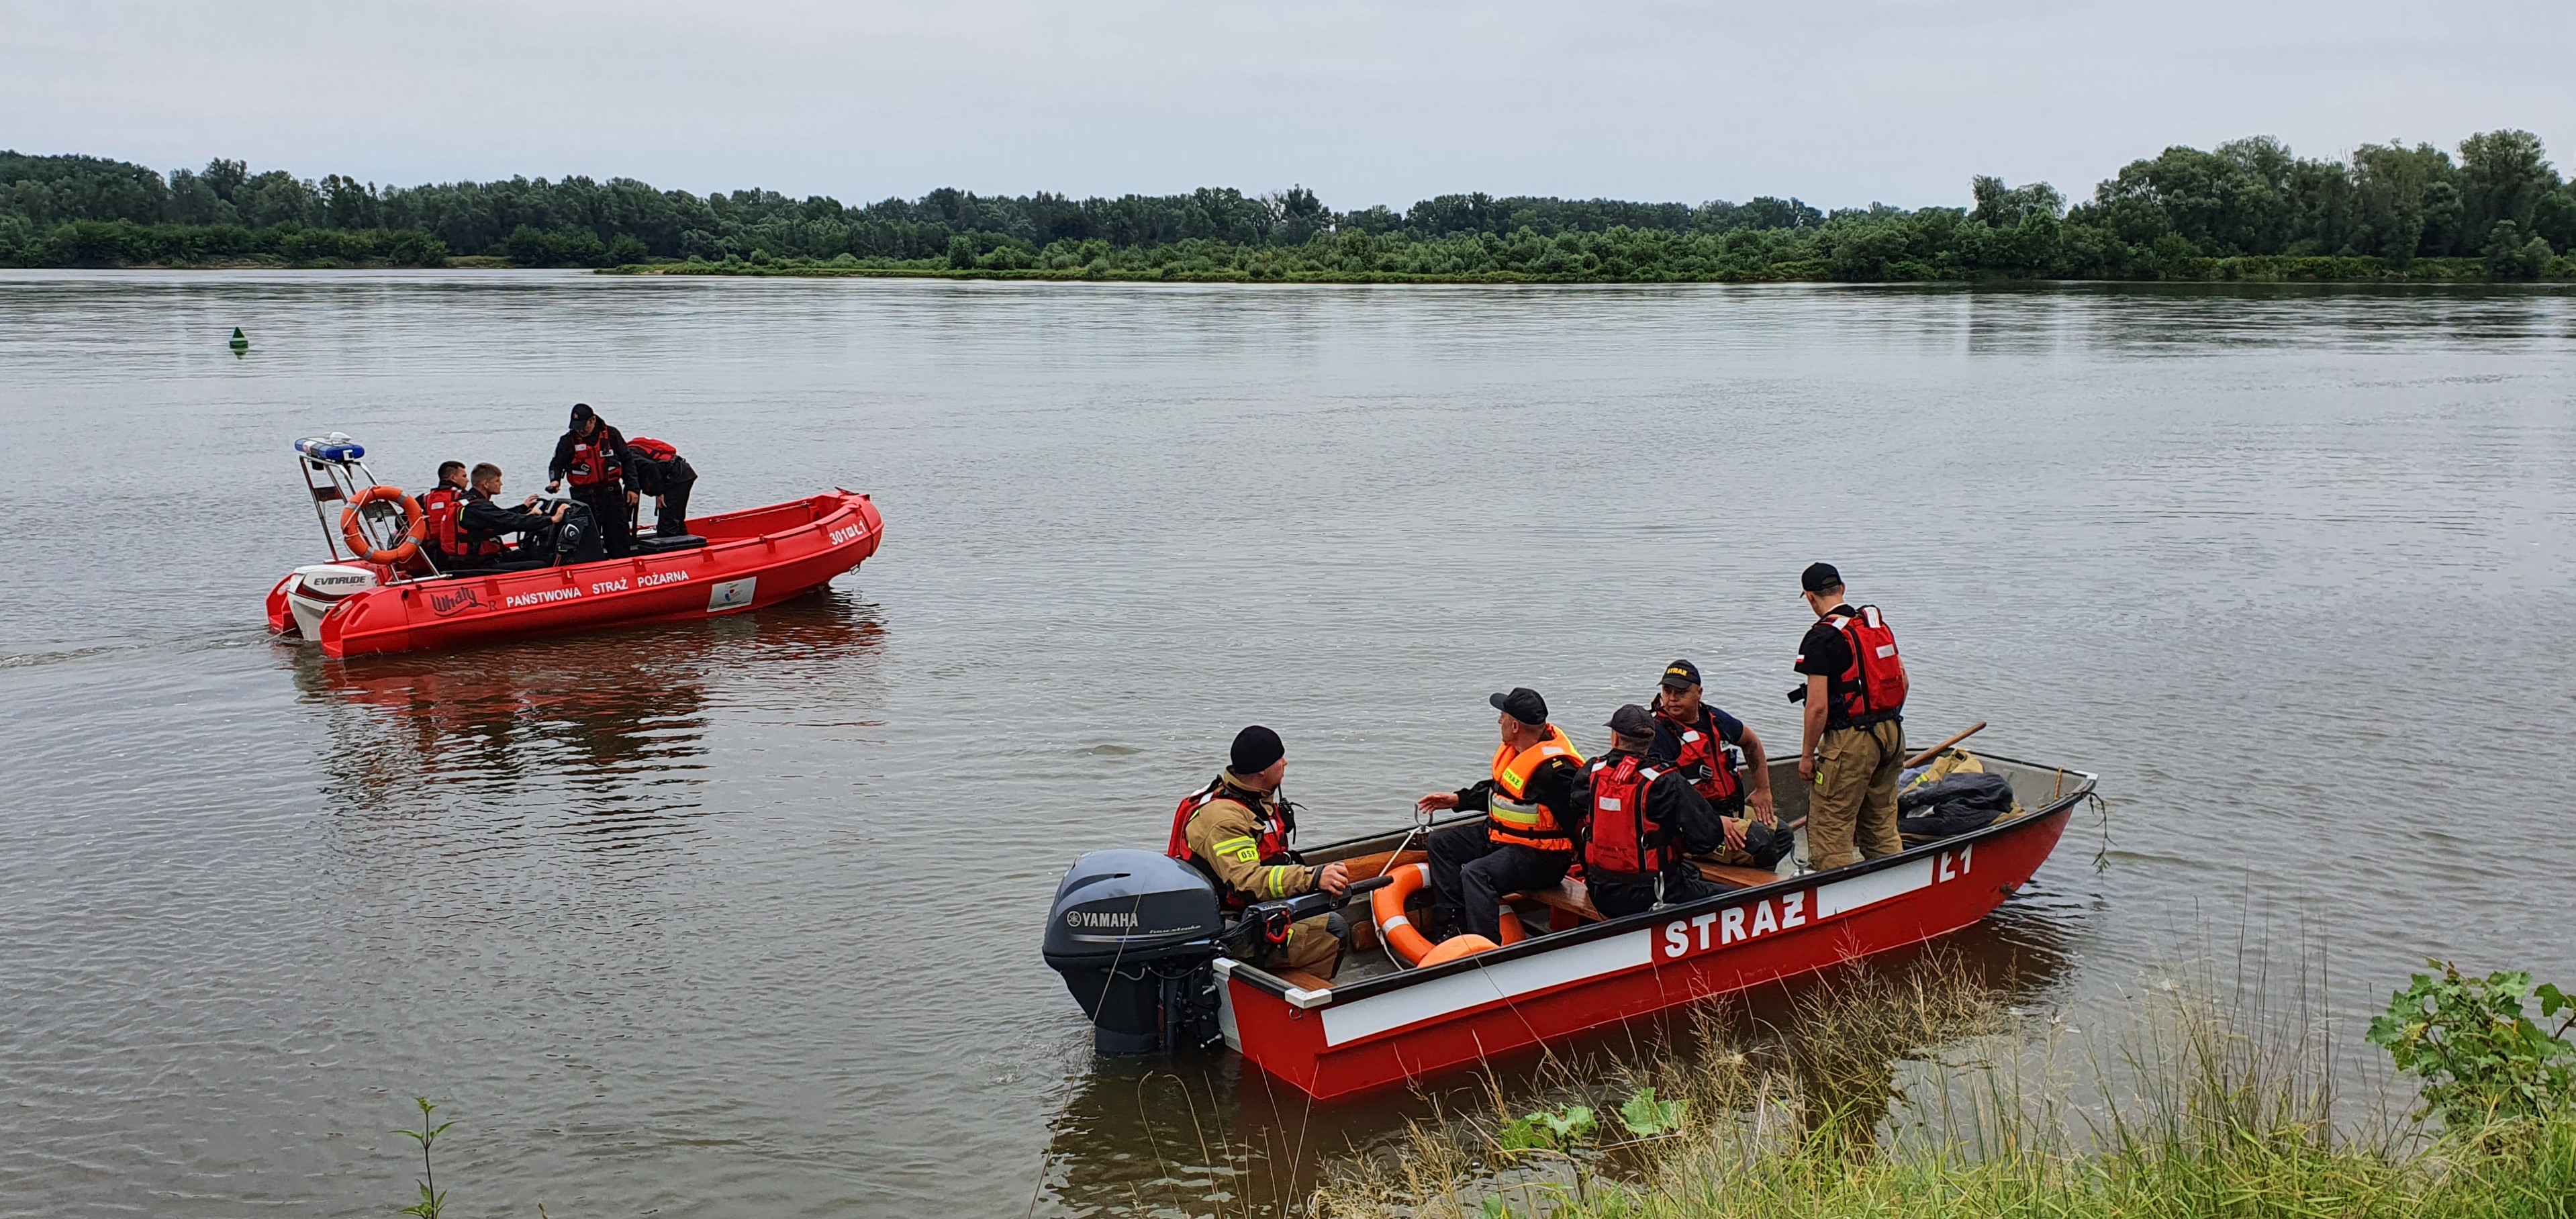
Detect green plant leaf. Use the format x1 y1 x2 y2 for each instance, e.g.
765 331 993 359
1620 1087 1687 1136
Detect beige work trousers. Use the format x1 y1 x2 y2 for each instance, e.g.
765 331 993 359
1809 719 1905 870
1256 914 1343 978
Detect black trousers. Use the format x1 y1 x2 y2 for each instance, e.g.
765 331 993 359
1428 825 1571 942
571 483 632 557
653 460 697 536
1588 867 1726 920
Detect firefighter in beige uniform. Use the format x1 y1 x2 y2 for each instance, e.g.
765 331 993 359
1167 726 1352 976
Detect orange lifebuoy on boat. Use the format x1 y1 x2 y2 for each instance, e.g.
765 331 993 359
338 485 426 565
1370 861 1523 967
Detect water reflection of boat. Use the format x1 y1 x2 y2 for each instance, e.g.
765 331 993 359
1047 751 2096 1102
1032 897 2084 1217
292 591 886 826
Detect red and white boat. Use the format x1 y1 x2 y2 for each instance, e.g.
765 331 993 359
266 433 884 658
1045 749 2094 1101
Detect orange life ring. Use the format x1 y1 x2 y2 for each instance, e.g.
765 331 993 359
338 485 426 565
1370 861 1524 967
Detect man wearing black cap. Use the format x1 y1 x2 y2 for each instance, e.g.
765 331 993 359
1570 705 1728 918
1649 659 1791 870
546 403 636 558
1795 563 1909 870
1415 687 1585 944
1167 726 1351 976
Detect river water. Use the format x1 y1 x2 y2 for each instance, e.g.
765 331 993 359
1 271 2571 1216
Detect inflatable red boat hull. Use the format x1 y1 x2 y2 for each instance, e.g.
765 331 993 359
269 491 884 658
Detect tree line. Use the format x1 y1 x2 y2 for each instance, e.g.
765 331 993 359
3 130 2571 281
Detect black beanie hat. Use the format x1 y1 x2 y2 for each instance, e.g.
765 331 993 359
1230 725 1284 775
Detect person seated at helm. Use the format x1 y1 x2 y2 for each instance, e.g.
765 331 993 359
1167 726 1352 978
1415 687 1584 944
1570 704 1729 919
1649 659 1793 870
457 462 569 567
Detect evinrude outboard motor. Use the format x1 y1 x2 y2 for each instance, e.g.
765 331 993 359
1042 850 1227 1055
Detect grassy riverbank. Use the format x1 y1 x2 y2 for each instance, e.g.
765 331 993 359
1305 955 2576 1219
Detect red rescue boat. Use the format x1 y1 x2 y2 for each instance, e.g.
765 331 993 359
266 433 884 658
1045 749 2095 1102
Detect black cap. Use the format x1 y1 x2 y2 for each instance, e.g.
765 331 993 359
1230 724 1284 774
1488 687 1547 726
570 402 596 426
1801 562 1843 594
1607 703 1655 738
1660 659 1701 690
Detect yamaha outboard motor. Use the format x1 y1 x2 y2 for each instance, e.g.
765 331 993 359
1043 850 1226 1055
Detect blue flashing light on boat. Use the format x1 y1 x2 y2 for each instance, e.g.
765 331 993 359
293 434 365 463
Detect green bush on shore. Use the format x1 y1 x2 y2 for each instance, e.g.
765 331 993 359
0 218 448 268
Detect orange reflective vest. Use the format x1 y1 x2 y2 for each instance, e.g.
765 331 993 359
1485 724 1583 851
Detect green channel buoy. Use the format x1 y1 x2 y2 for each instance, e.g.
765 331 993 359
229 327 249 357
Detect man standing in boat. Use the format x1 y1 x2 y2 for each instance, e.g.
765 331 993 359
1168 726 1351 977
546 403 636 558
1650 659 1792 870
1416 687 1584 944
1795 563 1909 870
1570 704 1727 918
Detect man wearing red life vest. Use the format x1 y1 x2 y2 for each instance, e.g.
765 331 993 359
1795 563 1910 870
546 403 638 558
1416 687 1584 943
1569 705 1728 918
1167 726 1351 977
1648 659 1792 870
416 460 472 569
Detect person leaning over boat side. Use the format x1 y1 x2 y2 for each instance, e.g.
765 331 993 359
1168 726 1352 977
622 436 697 538
1795 562 1909 871
1650 659 1792 870
1571 704 1728 918
1416 687 1584 943
458 462 568 563
546 403 636 558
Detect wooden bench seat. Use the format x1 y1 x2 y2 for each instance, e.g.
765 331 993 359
1697 861 1786 889
1516 878 1603 930
1274 967 1337 993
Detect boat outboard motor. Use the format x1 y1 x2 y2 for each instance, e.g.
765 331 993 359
1043 849 1227 1055
1044 850 1394 1056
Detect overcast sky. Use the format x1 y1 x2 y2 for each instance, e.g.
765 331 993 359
5 0 2569 212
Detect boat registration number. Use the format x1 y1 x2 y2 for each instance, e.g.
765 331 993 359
1654 845 1974 962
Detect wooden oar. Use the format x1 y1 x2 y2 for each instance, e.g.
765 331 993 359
1903 721 1987 770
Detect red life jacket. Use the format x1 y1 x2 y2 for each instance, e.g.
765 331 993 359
627 436 677 463
1653 704 1743 808
565 428 622 488
422 487 503 560
1165 777 1294 908
1829 605 1909 725
1579 752 1676 880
